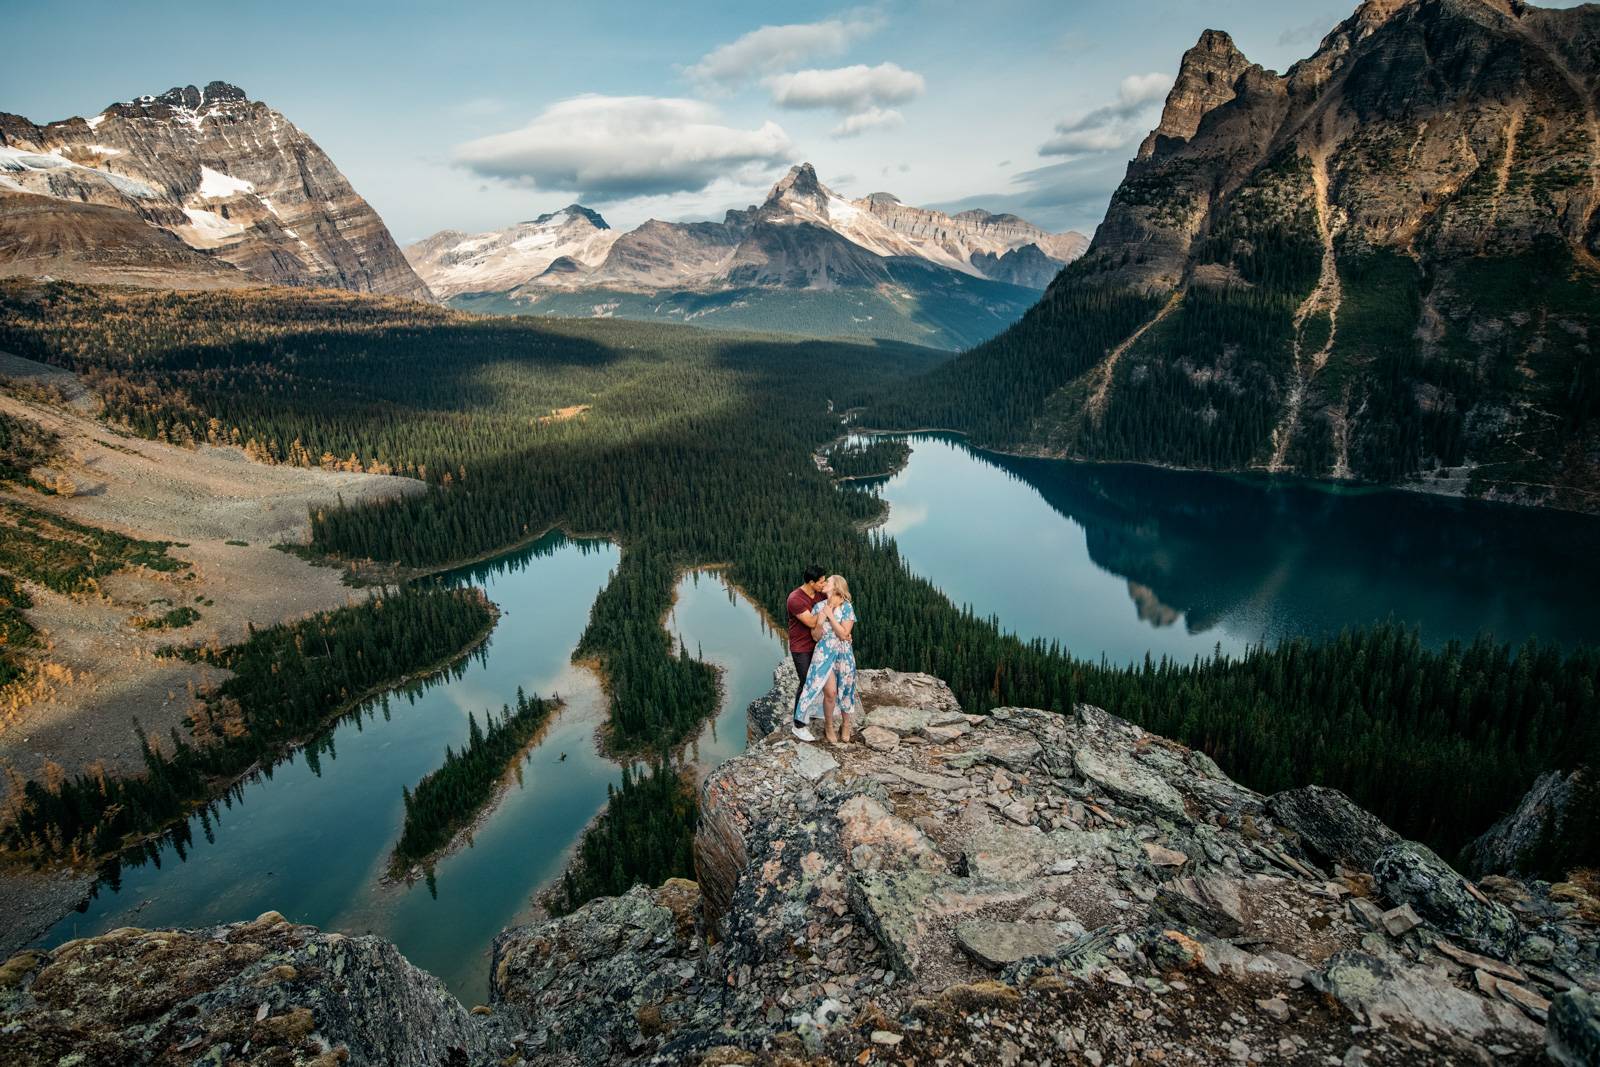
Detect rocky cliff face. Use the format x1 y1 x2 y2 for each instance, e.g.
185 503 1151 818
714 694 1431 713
9 663 1596 1064
0 82 431 299
910 0 1600 511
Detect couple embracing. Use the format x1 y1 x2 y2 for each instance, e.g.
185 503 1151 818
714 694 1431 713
785 565 860 744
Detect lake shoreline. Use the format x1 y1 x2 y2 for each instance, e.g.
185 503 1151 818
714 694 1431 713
847 425 1599 519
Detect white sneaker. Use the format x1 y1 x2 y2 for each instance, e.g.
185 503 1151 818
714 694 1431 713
791 722 816 742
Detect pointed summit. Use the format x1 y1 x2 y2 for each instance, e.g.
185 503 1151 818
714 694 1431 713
1137 29 1254 160
767 163 826 205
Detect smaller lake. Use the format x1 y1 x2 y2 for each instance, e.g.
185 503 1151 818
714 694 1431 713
38 537 775 1005
859 434 1600 662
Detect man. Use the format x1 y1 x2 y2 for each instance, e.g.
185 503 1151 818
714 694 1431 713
786 565 828 741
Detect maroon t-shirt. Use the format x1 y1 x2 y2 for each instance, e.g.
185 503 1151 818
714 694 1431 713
786 586 817 653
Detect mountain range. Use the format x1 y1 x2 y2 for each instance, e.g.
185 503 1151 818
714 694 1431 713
0 82 429 299
870 0 1600 511
408 164 1088 349
0 82 1085 349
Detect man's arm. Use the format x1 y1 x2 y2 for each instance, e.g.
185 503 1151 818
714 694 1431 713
797 607 823 640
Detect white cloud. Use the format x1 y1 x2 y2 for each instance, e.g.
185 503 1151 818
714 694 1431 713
1117 72 1174 108
453 95 793 201
833 106 904 138
766 62 924 113
687 14 883 89
1040 71 1173 157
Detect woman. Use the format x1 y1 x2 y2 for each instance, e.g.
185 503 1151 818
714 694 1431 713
795 575 860 744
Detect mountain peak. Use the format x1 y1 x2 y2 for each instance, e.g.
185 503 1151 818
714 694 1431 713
148 82 250 110
769 163 825 203
530 204 610 230
1137 28 1255 160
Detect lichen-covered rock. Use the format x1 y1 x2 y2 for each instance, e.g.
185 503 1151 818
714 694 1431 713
1267 784 1402 870
0 911 489 1066
1546 988 1600 1067
1371 841 1519 958
488 880 709 1064
488 660 1591 1065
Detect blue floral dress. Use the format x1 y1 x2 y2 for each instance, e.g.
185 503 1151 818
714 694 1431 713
796 599 859 725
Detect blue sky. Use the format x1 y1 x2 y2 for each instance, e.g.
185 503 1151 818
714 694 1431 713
3 1 1587 242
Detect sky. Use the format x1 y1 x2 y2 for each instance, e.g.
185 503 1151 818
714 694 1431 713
3 0 1589 244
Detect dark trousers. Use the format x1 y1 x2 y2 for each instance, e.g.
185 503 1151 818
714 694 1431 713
791 650 813 722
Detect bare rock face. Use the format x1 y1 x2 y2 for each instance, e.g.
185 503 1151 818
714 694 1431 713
0 911 489 1066
0 192 252 289
1463 766 1593 878
0 82 431 299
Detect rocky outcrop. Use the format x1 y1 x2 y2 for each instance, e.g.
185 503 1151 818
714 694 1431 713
1464 766 1594 878
0 82 431 299
9 663 1596 1064
491 663 1599 1064
0 910 489 1066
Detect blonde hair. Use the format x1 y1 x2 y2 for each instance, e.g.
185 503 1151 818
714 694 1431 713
828 574 852 602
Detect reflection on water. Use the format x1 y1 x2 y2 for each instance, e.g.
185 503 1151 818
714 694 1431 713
43 532 622 1005
859 434 1600 662
40 538 783 1005
668 570 784 772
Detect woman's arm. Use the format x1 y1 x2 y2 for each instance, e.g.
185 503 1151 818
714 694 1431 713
833 605 854 642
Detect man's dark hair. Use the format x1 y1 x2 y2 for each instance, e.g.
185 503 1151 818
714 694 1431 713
803 565 826 584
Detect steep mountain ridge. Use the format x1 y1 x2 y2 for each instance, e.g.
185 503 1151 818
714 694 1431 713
870 0 1600 511
0 82 431 299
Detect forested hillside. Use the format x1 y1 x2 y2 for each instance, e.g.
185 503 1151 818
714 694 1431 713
2 280 1595 893
859 0 1600 513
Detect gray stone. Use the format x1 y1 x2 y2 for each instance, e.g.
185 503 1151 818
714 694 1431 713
1546 989 1600 1067
956 920 1078 968
882 765 969 792
964 826 1140 881
1308 950 1538 1038
1267 786 1402 871
861 725 899 752
864 705 935 736
849 870 1035 980
1380 903 1422 937
1372 842 1519 958
789 743 839 782
1068 733 1186 817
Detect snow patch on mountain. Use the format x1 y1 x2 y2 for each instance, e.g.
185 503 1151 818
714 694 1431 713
197 166 254 198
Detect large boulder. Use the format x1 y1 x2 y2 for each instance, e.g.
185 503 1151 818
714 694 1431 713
1371 842 1520 959
488 880 707 1064
1267 784 1401 871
